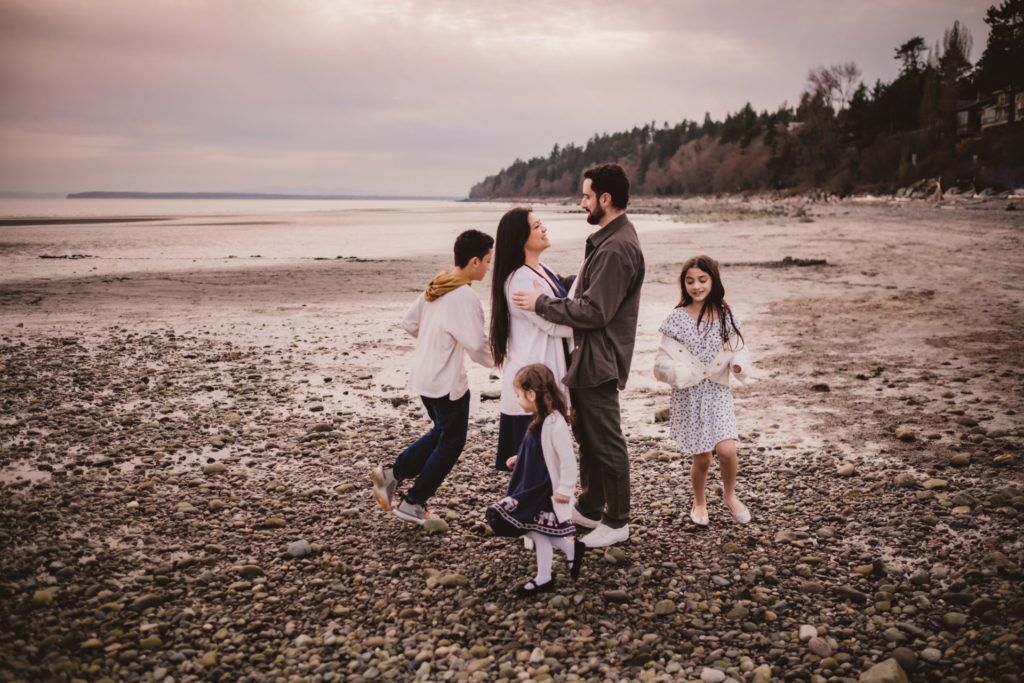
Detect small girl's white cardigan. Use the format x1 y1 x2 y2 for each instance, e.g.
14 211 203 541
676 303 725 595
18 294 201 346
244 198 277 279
653 334 752 389
539 412 577 523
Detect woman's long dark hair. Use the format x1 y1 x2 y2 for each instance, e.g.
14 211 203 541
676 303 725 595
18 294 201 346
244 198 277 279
489 207 532 368
677 255 744 349
514 363 568 434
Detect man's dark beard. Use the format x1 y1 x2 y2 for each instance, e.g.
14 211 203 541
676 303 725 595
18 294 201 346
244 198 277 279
585 204 605 226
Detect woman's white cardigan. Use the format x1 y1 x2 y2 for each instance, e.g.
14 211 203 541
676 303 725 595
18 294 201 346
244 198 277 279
653 333 752 389
499 265 573 415
539 412 577 523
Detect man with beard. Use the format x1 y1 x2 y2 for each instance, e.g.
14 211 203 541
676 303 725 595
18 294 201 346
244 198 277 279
512 163 644 548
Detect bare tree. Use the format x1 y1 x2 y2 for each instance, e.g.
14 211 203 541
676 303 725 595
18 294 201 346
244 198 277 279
807 61 862 111
834 62 863 111
807 65 839 109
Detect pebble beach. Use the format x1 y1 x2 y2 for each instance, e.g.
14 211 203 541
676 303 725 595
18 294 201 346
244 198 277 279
1 197 1022 682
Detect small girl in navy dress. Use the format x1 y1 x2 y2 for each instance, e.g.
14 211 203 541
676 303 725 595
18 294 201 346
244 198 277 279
486 363 583 596
654 255 752 527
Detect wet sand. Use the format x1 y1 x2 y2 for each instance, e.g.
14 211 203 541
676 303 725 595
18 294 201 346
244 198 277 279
1 199 1022 681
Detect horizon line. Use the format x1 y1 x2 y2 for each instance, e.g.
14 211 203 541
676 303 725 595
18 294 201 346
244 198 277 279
0 191 468 201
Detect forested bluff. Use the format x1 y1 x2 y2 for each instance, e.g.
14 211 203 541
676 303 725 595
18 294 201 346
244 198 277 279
469 3 1024 200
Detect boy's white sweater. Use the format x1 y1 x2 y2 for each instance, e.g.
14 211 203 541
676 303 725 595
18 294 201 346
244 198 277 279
402 284 494 400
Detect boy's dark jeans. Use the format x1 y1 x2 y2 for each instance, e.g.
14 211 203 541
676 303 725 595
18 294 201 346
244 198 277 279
392 390 470 506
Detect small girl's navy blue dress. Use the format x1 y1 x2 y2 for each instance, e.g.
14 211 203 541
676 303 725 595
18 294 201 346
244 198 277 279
487 423 574 538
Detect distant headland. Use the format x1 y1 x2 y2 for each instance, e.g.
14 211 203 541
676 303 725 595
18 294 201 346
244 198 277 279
66 192 460 200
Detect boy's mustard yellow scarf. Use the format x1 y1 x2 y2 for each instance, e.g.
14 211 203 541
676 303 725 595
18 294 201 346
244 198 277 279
424 271 470 302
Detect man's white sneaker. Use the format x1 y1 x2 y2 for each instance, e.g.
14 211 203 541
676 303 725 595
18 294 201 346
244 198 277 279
581 523 629 548
571 508 601 529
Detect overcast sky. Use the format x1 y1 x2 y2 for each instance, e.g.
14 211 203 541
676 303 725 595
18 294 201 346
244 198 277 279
0 0 992 197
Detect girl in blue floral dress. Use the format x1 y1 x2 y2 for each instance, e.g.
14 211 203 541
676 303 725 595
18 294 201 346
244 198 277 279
655 255 752 527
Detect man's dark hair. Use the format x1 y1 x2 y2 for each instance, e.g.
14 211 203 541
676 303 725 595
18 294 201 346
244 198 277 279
454 229 494 268
583 163 630 210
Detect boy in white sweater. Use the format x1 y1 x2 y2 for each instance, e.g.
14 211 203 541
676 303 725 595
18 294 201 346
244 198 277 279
371 229 495 524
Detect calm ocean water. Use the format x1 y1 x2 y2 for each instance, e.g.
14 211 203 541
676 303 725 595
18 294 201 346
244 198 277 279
0 198 680 282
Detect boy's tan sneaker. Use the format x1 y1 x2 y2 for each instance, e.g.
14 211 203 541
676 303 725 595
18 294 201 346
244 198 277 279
370 464 397 511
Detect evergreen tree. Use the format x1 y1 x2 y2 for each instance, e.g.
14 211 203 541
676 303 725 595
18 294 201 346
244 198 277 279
975 0 1024 92
895 37 927 75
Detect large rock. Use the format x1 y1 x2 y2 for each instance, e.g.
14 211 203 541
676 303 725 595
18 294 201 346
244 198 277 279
833 585 869 604
859 659 908 683
894 426 916 442
949 453 971 467
942 612 967 629
237 564 263 578
422 518 450 535
287 540 312 557
139 635 163 649
438 573 468 588
603 547 627 564
700 668 726 683
893 473 918 488
130 593 163 611
602 589 631 604
890 647 917 674
654 599 676 615
32 589 55 607
808 636 832 658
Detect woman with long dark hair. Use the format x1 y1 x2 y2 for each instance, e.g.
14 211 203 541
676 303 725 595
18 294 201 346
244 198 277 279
489 207 573 471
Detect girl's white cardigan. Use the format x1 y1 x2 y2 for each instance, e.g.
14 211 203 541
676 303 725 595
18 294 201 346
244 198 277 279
539 412 577 523
653 334 752 389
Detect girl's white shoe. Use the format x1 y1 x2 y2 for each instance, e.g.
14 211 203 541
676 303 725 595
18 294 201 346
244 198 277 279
727 499 751 524
690 506 709 526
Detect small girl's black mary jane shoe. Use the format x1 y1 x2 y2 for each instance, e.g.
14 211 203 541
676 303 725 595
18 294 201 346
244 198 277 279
514 578 556 597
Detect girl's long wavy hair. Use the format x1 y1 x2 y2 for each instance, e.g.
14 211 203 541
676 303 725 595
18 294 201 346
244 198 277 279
514 363 568 434
489 207 532 368
677 255 743 350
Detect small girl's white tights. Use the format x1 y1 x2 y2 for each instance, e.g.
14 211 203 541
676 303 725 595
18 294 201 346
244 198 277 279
527 532 575 584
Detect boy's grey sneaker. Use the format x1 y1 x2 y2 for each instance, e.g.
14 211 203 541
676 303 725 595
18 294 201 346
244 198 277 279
393 496 430 525
370 464 398 511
